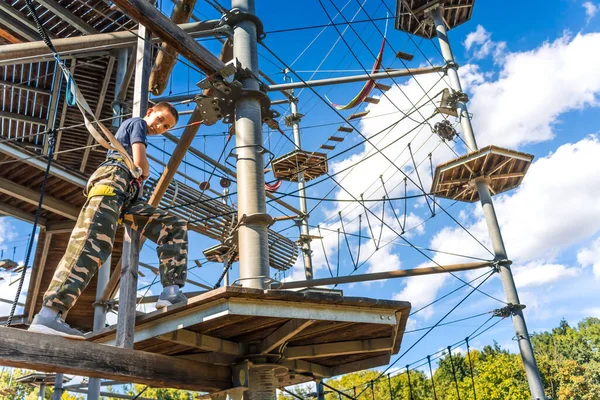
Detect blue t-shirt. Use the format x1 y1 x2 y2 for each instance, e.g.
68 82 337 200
105 117 147 170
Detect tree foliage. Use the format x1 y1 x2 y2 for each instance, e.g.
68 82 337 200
279 317 600 399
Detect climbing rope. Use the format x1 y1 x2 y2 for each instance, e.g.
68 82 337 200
6 131 56 326
427 355 438 400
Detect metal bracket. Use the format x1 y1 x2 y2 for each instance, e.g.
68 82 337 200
442 60 459 72
433 119 457 141
493 303 526 318
491 259 512 273
284 112 304 127
240 212 274 226
220 8 266 40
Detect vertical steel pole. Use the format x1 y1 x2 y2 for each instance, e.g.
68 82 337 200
52 374 64 400
232 0 270 290
223 187 231 286
431 7 547 400
38 383 46 400
289 97 314 279
316 381 325 400
112 48 129 127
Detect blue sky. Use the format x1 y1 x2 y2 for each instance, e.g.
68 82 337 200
1 0 600 382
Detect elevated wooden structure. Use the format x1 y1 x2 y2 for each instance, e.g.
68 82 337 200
271 150 328 182
431 145 534 202
395 0 475 38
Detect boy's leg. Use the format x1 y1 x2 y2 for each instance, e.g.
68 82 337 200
30 194 120 338
122 200 188 307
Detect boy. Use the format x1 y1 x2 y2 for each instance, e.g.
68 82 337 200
29 102 188 339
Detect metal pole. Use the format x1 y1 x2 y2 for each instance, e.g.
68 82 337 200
289 97 313 279
223 187 230 286
88 257 111 400
112 48 129 127
431 7 547 399
274 261 492 290
232 0 270 290
52 373 64 400
38 383 46 400
316 381 325 400
267 66 442 91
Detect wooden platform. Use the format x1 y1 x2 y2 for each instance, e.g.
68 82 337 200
431 145 534 202
89 287 411 388
395 0 475 38
271 150 328 182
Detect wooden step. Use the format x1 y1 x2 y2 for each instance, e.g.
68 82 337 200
328 136 344 142
320 144 336 150
348 110 370 120
364 97 380 105
338 126 353 133
395 51 414 61
375 83 391 92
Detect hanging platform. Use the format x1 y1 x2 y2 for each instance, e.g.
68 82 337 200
395 0 475 38
203 243 239 263
431 145 534 202
87 287 411 390
271 150 328 182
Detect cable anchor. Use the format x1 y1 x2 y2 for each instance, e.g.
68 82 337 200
493 303 526 318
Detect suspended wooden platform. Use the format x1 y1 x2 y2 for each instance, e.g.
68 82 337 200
395 0 475 38
271 150 328 182
86 286 411 390
203 243 239 263
431 145 534 202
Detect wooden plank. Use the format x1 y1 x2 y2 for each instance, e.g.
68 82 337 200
0 328 231 391
337 126 353 133
374 83 391 91
35 0 97 34
348 111 369 120
283 337 394 360
0 177 79 220
111 0 225 75
26 232 53 322
395 50 414 61
260 319 315 354
328 136 344 142
320 144 335 151
158 329 242 355
0 201 47 226
363 97 380 105
0 110 46 126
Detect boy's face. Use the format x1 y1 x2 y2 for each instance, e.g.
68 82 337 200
144 107 177 135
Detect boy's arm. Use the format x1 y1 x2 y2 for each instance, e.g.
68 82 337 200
132 142 150 180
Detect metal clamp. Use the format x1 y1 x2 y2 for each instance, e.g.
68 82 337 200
491 258 512 273
221 8 266 40
493 303 526 318
442 60 459 72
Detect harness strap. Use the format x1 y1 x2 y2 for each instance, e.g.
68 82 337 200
58 62 141 178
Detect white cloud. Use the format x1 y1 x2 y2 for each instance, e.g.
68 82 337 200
464 31 600 148
583 1 599 22
577 236 600 278
512 263 579 288
463 25 507 61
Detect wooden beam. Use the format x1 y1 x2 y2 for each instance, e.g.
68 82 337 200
27 232 53 322
80 56 115 172
0 80 50 96
331 354 391 376
111 0 225 75
35 0 97 34
260 319 315 354
0 111 46 126
158 329 242 356
0 28 23 44
175 352 237 366
0 10 38 41
283 337 394 360
279 358 332 378
0 328 232 391
0 2 55 39
45 220 76 234
0 177 79 220
0 201 47 226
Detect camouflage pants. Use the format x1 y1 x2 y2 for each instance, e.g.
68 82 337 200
43 166 188 313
